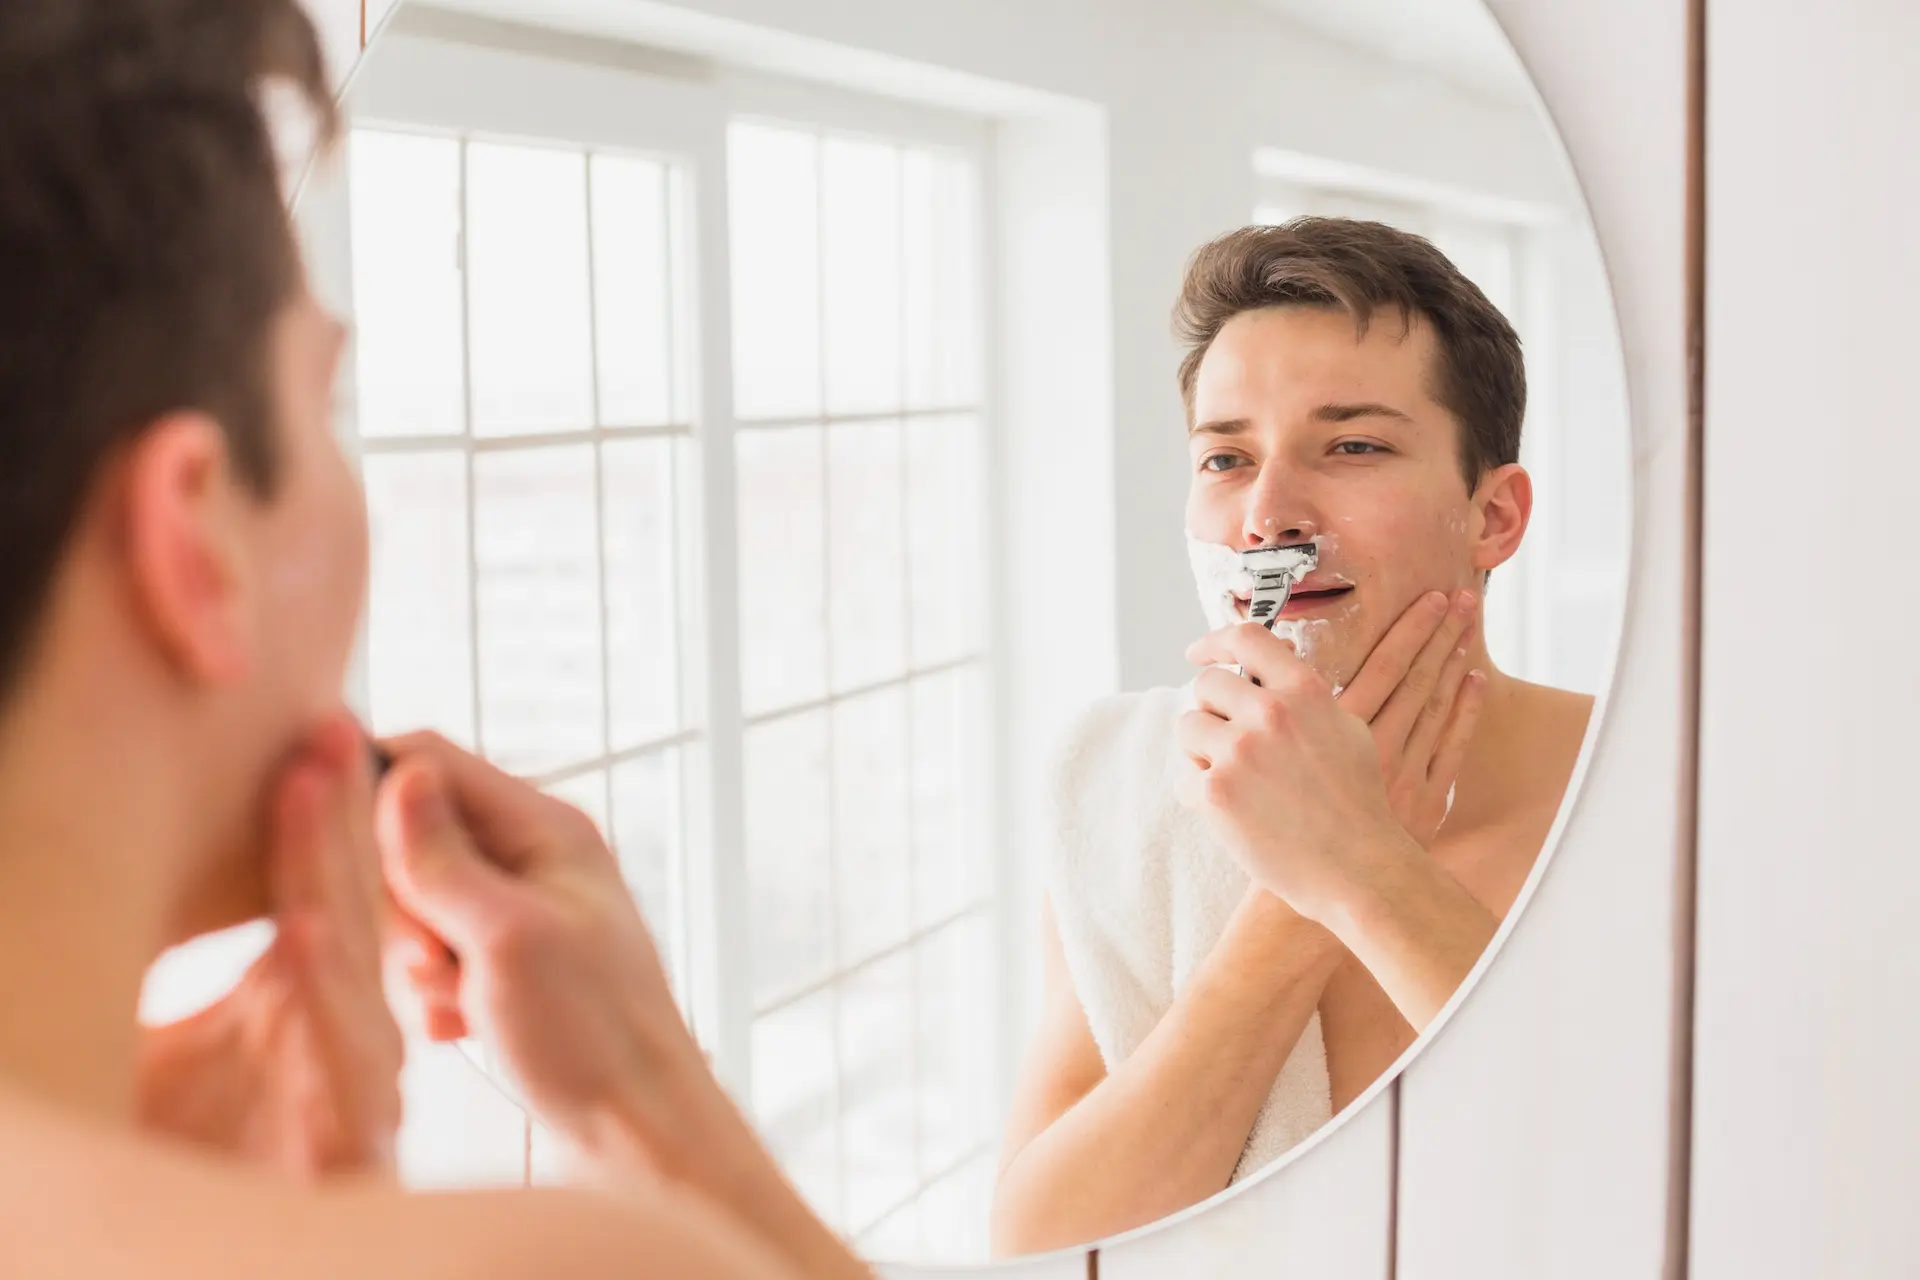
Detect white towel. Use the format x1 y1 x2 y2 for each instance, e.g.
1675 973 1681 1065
1044 685 1332 1182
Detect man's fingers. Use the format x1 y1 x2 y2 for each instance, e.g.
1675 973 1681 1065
1370 590 1478 754
1190 664 1271 725
376 732 557 875
1175 708 1235 770
1427 670 1487 794
1400 641 1477 773
376 758 516 958
1185 622 1315 691
1338 591 1450 721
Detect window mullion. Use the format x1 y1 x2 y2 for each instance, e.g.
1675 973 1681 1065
681 107 755 1103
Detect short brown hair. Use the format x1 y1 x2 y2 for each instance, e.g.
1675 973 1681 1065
1174 218 1525 487
0 0 335 697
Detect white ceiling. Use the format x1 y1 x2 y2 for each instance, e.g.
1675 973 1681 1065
1251 0 1534 104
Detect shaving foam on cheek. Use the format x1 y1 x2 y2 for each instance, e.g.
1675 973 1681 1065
1185 533 1249 632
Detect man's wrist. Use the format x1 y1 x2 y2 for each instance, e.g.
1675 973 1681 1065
576 1042 759 1197
1313 822 1432 950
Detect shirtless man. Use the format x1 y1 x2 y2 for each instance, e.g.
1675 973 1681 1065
993 222 1592 1255
0 3 865 1276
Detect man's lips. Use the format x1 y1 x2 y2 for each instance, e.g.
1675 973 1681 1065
1231 584 1356 620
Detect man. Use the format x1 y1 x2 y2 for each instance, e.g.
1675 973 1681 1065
991 222 1593 1255
0 3 865 1276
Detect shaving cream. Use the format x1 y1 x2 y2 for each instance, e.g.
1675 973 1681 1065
1184 532 1335 666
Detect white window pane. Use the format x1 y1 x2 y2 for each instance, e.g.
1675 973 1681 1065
910 153 976 410
822 138 903 415
917 914 996 1175
139 922 273 1025
916 1154 996 1263
903 151 937 410
612 750 683 986
833 688 911 964
737 428 827 714
398 1042 527 1189
668 167 698 424
364 452 474 746
528 1121 569 1187
591 155 673 426
906 415 983 666
466 143 595 435
839 953 918 1233
1430 224 1516 319
545 770 610 838
752 990 842 1224
746 712 833 1004
348 131 466 438
856 1196 925 1259
602 439 679 747
729 124 820 420
912 668 990 927
828 421 906 691
474 446 605 774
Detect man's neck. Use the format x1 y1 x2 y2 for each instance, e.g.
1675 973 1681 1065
0 691 183 1123
1448 641 1593 831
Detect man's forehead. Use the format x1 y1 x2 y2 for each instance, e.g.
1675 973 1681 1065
1194 306 1441 421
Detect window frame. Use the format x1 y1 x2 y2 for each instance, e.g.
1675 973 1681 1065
335 22 1009 1251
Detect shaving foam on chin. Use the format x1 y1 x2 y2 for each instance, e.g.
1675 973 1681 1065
1185 533 1329 664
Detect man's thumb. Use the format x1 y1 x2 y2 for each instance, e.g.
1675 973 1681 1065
377 760 511 955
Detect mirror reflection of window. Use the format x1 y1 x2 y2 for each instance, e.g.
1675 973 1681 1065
728 120 999 1256
347 102 1000 1256
350 127 694 995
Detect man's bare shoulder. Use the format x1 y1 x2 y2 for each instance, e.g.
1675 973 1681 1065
0 1087 791 1280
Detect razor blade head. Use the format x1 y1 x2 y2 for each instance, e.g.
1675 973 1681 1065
1241 542 1318 627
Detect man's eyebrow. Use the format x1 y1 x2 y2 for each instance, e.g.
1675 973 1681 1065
1188 417 1252 437
1312 402 1416 425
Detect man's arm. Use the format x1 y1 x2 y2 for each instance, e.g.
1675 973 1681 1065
1179 626 1496 1033
374 734 869 1280
989 893 1341 1257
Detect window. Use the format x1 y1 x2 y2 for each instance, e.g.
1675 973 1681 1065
725 120 998 1254
334 32 1004 1259
352 127 697 993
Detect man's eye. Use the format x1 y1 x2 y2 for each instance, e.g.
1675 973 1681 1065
1201 454 1246 473
1333 441 1386 456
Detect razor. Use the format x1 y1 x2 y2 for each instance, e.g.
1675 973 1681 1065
1241 542 1319 630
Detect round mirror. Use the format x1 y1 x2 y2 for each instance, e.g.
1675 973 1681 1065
297 0 1630 1266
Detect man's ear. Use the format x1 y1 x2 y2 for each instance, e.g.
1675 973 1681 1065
1472 462 1533 574
118 413 257 687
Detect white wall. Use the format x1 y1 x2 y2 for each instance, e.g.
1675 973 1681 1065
1695 2 1920 1275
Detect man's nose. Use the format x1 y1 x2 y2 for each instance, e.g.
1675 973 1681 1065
1242 479 1320 546
1242 514 1320 548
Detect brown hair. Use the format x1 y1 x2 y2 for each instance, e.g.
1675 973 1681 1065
1174 218 1525 487
0 0 335 696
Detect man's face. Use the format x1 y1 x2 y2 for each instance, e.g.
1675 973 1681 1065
246 289 368 733
179 287 367 934
1184 305 1523 687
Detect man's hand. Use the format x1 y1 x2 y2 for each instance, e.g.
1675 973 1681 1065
1175 618 1499 1029
375 734 873 1280
137 715 403 1182
1325 590 1486 847
373 734 724 1183
1176 623 1414 923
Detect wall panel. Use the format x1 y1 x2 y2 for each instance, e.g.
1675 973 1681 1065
1694 1 1920 1275
1395 1 1692 1276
